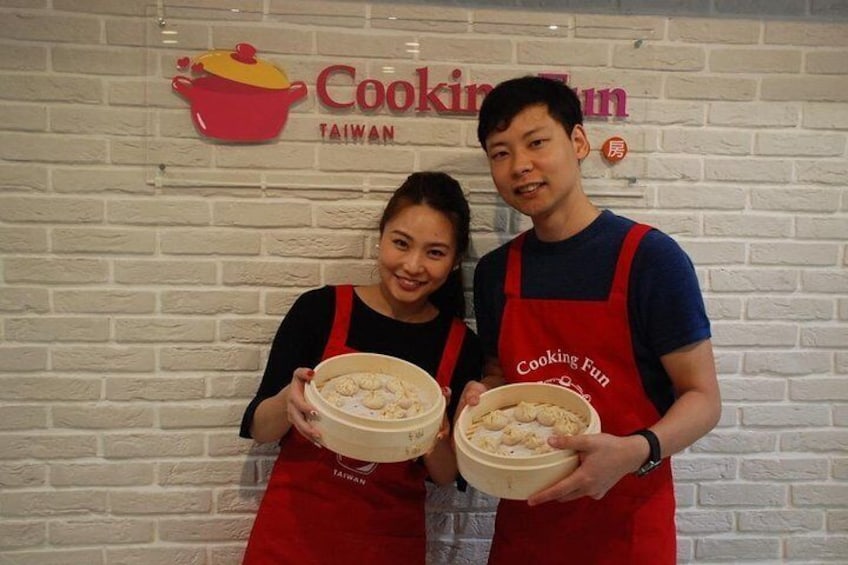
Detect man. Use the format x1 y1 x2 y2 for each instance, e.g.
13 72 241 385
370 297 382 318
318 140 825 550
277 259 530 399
463 75 721 564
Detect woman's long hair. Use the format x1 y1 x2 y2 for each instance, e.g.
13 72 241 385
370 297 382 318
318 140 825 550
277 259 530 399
378 172 471 319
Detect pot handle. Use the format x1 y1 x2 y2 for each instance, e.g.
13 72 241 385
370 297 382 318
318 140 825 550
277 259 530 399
286 80 308 103
171 76 194 99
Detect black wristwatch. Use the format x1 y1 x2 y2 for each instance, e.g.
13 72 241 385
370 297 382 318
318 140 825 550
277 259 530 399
631 429 662 477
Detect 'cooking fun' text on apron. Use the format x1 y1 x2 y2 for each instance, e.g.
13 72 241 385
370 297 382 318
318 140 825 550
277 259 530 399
488 224 676 565
243 285 465 565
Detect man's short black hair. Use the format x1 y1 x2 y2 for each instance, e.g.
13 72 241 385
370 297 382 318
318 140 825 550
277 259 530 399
477 75 584 150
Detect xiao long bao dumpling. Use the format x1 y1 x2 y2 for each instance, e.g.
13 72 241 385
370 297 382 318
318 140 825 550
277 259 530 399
333 376 359 397
355 373 383 391
535 405 563 427
316 371 427 420
362 390 388 410
465 401 590 457
481 409 510 431
500 424 526 446
512 401 538 423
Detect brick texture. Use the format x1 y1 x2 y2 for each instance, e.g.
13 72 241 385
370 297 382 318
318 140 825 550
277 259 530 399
0 2 846 565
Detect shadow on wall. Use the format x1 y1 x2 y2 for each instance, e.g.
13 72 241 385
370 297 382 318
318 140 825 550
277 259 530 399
239 443 279 507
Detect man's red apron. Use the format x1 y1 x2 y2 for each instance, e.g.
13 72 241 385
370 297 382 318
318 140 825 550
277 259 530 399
488 224 676 565
243 285 466 565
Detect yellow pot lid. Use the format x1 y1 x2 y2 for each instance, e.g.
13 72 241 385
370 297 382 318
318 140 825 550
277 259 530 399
195 43 289 90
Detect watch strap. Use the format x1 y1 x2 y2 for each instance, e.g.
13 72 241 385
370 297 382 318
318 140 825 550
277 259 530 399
631 428 661 477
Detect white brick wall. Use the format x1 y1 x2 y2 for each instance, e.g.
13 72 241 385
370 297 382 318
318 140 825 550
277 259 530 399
0 1 846 563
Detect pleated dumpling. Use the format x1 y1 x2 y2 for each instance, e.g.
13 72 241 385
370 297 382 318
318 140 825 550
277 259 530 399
381 402 407 419
356 373 382 391
325 391 345 408
474 434 501 453
481 409 510 431
500 424 525 446
333 376 358 396
553 413 584 436
512 401 538 423
362 390 387 410
535 405 563 427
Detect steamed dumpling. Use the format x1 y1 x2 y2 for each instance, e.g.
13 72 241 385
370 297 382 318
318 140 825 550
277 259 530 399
500 424 525 446
381 402 407 419
553 414 584 436
362 390 387 410
536 405 563 427
481 409 510 431
523 432 551 453
325 391 345 408
356 373 382 391
333 376 358 396
513 401 538 423
384 377 404 395
474 434 500 453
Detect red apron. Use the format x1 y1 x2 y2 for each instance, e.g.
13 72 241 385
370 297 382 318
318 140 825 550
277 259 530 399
243 285 466 565
488 224 676 565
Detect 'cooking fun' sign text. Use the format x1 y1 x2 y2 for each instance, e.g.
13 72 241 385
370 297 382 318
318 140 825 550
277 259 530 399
172 44 629 144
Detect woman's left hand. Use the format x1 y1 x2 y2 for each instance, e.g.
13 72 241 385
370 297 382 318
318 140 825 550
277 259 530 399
285 367 322 444
426 386 452 455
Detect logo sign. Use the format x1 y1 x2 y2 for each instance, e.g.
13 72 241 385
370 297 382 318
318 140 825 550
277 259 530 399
172 43 306 142
601 136 628 163
172 45 629 144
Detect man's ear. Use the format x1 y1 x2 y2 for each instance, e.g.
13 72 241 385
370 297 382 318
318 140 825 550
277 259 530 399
571 124 591 160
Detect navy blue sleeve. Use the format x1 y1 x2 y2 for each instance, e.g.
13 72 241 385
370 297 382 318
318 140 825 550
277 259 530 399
630 230 711 358
473 248 507 360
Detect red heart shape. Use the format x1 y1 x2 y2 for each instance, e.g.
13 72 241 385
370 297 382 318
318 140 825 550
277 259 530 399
191 62 204 74
176 57 190 70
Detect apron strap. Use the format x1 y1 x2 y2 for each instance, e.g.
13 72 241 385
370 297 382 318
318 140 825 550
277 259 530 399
435 318 466 388
322 285 354 359
609 224 652 308
504 231 529 298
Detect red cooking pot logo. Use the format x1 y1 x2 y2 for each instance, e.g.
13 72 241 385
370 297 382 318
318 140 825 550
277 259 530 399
172 43 307 142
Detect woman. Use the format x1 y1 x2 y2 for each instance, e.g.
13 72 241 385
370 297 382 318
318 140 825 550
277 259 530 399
240 172 483 564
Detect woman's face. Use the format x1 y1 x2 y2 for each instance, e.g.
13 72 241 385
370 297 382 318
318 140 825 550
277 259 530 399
377 203 458 312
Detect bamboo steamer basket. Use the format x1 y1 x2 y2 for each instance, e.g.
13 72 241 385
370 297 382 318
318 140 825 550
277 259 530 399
454 383 601 500
305 352 445 463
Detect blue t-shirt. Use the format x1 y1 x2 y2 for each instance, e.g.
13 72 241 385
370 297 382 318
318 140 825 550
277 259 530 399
472 210 711 415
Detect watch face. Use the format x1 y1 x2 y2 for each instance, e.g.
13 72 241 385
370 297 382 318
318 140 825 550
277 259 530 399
636 459 662 477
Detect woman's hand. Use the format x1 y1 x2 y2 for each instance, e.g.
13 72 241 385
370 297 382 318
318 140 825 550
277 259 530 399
284 367 322 445
454 380 488 423
434 386 452 444
454 356 506 420
423 386 458 485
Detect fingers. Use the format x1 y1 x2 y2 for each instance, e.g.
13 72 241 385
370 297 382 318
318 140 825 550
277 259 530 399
527 480 576 506
527 471 594 506
286 368 321 443
455 380 488 419
462 381 487 406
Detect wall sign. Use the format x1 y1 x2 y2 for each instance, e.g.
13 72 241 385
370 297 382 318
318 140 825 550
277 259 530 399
172 44 629 144
601 136 628 163
172 43 306 142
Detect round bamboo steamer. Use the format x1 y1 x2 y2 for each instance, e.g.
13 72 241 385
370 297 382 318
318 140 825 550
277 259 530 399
454 382 601 500
305 352 445 463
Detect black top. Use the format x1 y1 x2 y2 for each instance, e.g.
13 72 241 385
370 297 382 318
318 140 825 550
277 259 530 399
240 285 484 438
473 210 711 415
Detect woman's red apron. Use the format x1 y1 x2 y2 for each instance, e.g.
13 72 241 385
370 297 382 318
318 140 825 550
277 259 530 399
243 285 466 565
487 224 676 565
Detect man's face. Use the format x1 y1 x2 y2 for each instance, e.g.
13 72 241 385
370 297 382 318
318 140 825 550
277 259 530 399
483 104 589 227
